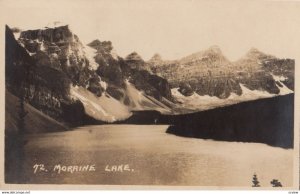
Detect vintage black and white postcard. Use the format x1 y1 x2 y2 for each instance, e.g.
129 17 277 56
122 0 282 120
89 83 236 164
0 0 299 190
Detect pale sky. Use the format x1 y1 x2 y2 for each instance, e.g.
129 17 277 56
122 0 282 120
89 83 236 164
1 0 300 61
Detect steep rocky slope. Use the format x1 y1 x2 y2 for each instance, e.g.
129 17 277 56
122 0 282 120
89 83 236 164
6 24 174 127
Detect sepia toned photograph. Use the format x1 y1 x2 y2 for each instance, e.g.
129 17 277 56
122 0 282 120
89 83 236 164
1 0 299 189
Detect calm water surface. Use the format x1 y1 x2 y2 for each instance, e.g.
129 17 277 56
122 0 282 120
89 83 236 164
23 125 293 187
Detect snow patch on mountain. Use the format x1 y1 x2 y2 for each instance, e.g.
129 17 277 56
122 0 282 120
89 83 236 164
40 41 46 51
13 32 21 40
125 80 172 113
234 84 275 100
70 86 132 122
100 80 107 90
272 74 293 95
70 82 173 122
171 88 224 110
171 84 276 111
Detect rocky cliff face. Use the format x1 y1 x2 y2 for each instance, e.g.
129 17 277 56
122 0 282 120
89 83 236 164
150 46 294 99
18 25 103 95
6 25 91 126
87 39 173 102
6 24 174 125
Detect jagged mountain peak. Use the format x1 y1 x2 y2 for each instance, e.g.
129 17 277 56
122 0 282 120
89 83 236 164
19 24 76 44
182 45 224 59
243 47 275 60
179 45 230 65
87 39 113 54
206 45 222 54
148 53 163 64
88 39 102 47
125 52 144 62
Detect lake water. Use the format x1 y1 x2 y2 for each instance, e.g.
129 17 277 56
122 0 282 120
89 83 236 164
23 124 293 187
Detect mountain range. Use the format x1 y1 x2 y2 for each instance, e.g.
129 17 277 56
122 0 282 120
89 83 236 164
149 46 294 97
5 24 295 130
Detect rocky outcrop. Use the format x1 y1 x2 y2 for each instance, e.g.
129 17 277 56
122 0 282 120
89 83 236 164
88 39 113 53
18 25 104 97
178 83 195 96
125 52 152 72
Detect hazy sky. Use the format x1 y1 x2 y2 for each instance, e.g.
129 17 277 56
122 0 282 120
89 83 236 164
1 0 300 61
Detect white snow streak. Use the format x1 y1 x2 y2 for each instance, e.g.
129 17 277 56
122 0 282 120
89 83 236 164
171 84 277 111
125 80 171 113
272 74 293 95
13 32 21 40
100 81 107 90
70 86 131 122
